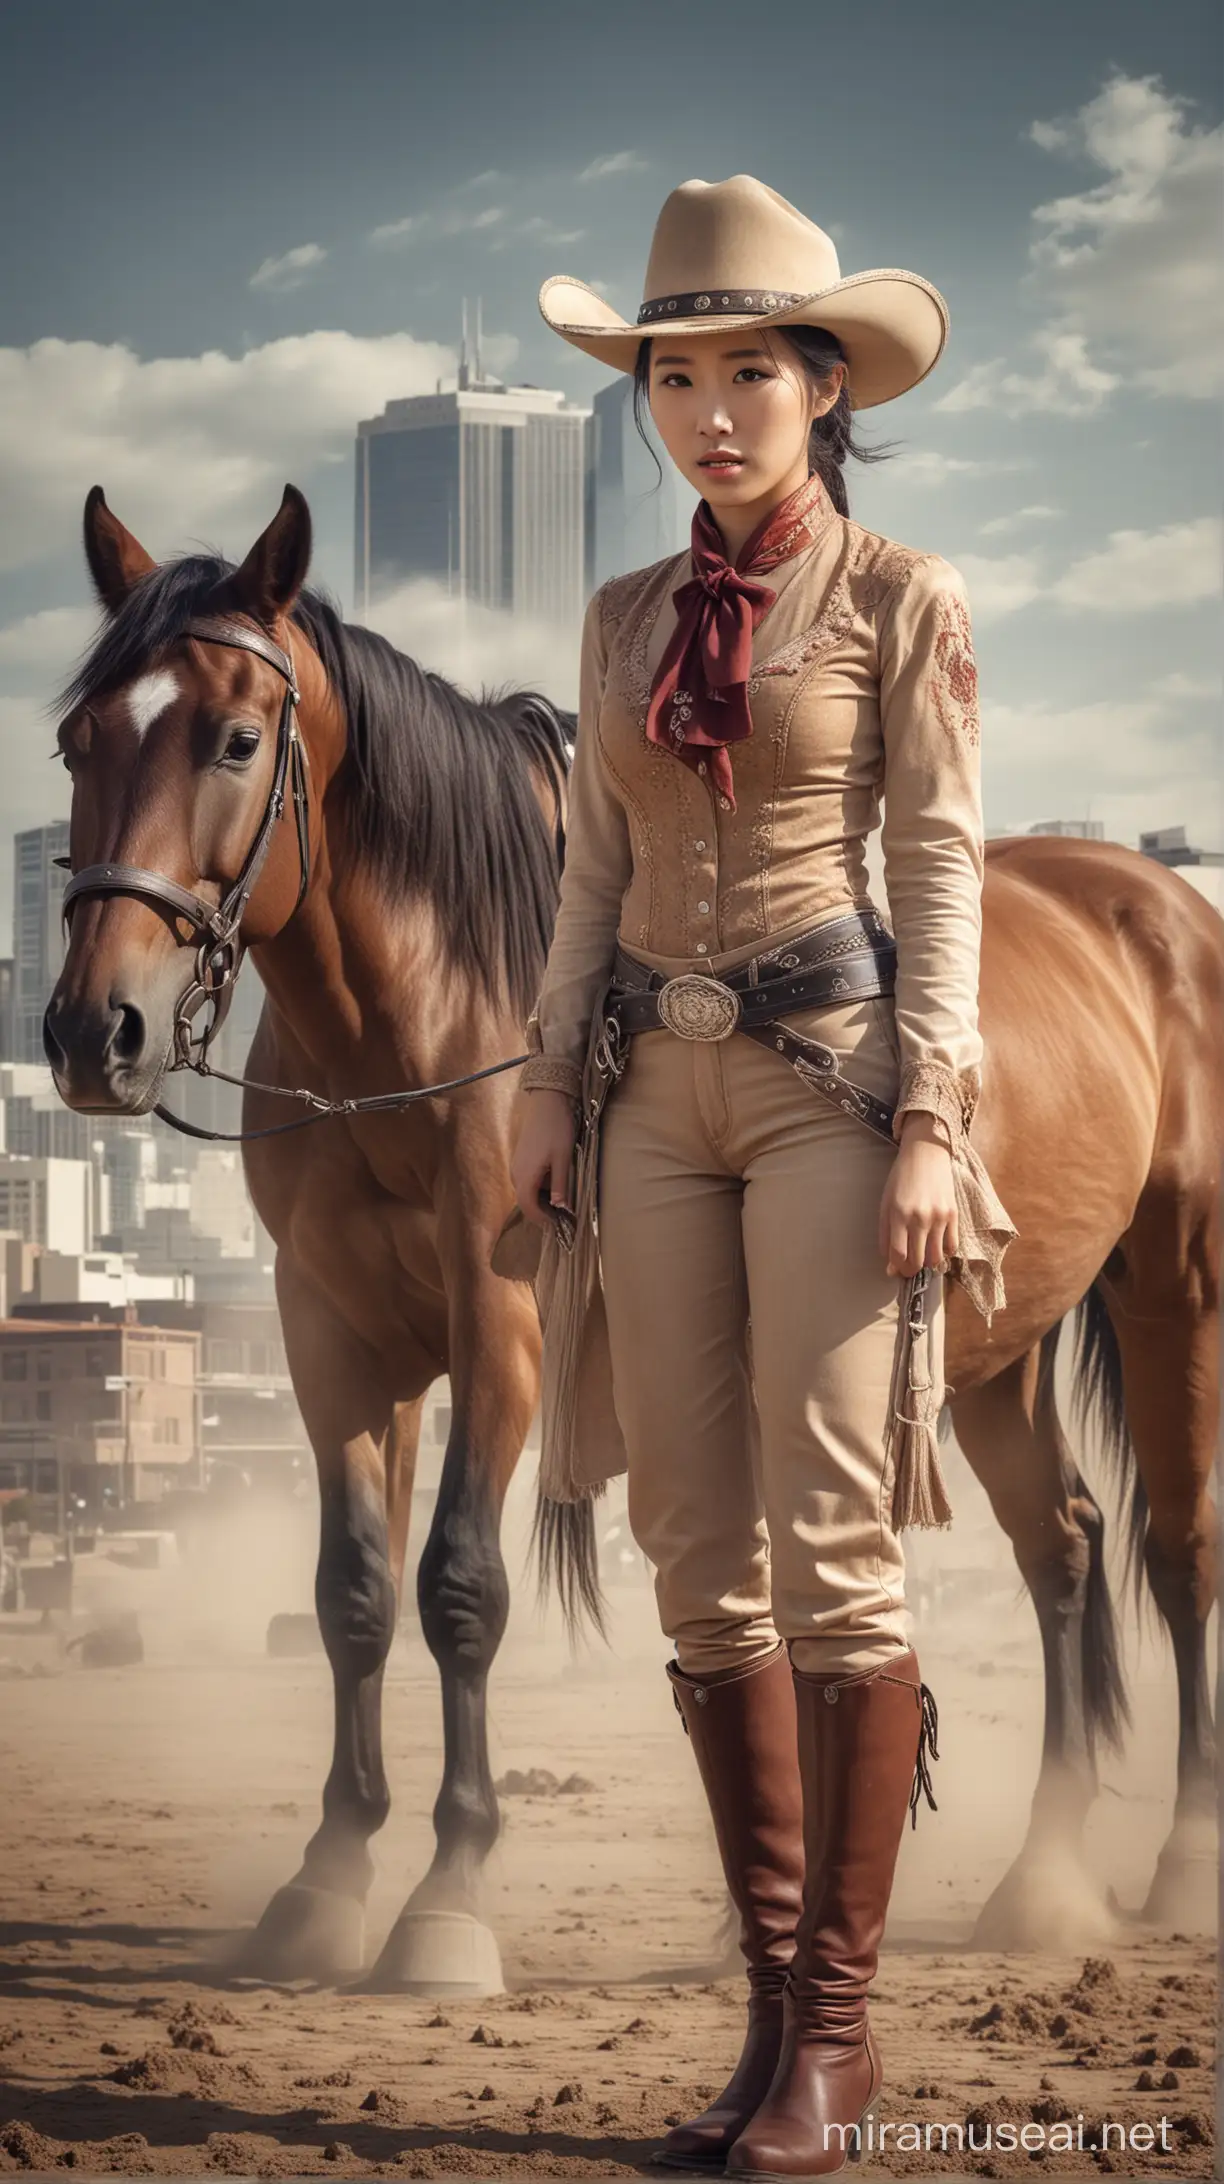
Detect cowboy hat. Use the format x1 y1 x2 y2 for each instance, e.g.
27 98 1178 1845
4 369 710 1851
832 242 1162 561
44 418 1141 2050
539 174 948 409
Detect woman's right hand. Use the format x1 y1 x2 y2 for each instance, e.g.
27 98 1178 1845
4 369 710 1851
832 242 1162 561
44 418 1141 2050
510 1087 578 1229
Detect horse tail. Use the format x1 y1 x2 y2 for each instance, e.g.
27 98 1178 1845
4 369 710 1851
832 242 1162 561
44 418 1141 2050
1064 1278 1146 1754
530 1488 608 1645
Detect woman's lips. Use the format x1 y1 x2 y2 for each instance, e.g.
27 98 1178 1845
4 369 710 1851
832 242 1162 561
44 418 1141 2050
699 455 744 472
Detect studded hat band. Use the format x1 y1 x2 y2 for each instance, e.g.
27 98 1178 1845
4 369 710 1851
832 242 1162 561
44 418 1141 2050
636 287 806 325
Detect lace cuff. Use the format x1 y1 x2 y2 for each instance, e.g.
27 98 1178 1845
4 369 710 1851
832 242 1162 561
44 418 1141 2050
520 1054 584 1102
893 1061 982 1152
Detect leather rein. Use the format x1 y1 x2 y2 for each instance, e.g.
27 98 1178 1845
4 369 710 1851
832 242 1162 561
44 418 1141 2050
58 616 533 1143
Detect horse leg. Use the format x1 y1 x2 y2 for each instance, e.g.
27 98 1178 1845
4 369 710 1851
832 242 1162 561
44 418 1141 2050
949 1341 1129 1948
368 1267 538 1997
243 1259 410 1980
1098 1274 1218 1931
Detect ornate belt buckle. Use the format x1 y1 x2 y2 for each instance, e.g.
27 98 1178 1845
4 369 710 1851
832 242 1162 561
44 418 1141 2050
656 973 741 1042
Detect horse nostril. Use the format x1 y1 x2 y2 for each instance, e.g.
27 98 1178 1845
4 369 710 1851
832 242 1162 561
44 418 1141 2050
108 1001 147 1068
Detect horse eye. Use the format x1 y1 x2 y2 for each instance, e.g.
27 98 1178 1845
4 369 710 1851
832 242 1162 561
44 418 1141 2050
224 727 261 762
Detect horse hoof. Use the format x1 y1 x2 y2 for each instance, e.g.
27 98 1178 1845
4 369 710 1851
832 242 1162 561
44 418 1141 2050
364 1909 504 1997
240 1885 366 1981
1142 1825 1218 1934
972 1848 1121 1952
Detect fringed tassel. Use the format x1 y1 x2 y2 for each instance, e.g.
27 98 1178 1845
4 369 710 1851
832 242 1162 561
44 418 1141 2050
536 1103 602 1504
909 1682 940 1828
947 1134 1019 1325
884 1267 953 1532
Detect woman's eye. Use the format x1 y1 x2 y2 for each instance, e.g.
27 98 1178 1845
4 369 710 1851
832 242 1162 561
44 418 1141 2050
223 728 261 763
735 368 768 382
659 372 691 388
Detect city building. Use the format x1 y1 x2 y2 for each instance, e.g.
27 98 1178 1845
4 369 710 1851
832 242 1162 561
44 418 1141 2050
1026 819 1106 840
0 1154 92 1255
0 959 12 1064
25 1252 190 1309
11 823 70 1065
355 309 595 625
1138 823 1224 868
0 1317 200 1519
592 373 697 586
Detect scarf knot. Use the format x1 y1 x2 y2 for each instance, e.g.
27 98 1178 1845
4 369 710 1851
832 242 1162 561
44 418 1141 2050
645 471 837 810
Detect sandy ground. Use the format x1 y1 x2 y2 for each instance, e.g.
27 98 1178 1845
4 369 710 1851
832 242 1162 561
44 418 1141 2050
0 1441 1217 2181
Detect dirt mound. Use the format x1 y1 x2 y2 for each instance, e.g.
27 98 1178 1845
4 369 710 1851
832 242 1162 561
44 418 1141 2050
109 2047 261 2099
495 1768 598 1797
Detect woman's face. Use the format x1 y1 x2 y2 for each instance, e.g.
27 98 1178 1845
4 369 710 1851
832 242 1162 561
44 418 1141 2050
647 331 846 514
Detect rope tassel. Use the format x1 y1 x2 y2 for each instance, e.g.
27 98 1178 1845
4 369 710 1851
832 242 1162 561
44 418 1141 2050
884 1266 953 1531
910 1682 940 1827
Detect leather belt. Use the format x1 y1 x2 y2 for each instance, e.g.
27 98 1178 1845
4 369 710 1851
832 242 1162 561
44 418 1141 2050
607 906 897 1043
598 906 903 1148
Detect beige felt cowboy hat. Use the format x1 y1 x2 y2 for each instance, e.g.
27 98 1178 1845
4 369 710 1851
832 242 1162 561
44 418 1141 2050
539 173 948 410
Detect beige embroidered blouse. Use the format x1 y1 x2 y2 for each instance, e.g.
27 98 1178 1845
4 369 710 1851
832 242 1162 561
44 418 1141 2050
520 471 986 1160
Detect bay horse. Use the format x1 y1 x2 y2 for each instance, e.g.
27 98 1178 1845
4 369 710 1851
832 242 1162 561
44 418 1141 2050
44 481 1219 1983
946 832 1221 1946
45 482 589 1993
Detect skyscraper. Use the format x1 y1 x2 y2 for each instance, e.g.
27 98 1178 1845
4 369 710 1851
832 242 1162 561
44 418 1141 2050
355 306 595 626
12 823 69 1065
592 373 697 588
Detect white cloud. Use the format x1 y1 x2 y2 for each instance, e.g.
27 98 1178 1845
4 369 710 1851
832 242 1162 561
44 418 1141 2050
886 450 1026 484
984 689 1221 847
954 552 1045 622
518 215 587 245
0 329 457 577
248 243 328 294
937 71 1224 416
978 504 1062 537
935 328 1119 417
0 603 99 676
578 151 648 183
461 169 507 191
1147 668 1223 701
371 202 566 252
368 213 428 249
1049 517 1222 612
363 580 578 711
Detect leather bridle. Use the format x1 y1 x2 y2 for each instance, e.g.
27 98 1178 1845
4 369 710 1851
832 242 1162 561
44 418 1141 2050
59 616 311 1071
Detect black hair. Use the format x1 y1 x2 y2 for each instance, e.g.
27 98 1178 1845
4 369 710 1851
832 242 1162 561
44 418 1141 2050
631 324 900 518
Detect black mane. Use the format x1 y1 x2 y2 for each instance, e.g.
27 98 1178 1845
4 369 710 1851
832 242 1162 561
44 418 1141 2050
57 554 575 1020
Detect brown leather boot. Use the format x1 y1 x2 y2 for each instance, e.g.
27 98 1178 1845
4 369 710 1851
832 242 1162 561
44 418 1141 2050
653 1643 806 2173
726 1648 939 2180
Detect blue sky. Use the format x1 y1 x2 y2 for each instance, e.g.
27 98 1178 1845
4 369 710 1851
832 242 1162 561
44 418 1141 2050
0 0 1219 943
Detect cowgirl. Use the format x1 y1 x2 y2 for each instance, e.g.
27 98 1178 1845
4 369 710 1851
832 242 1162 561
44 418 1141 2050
507 176 1017 2181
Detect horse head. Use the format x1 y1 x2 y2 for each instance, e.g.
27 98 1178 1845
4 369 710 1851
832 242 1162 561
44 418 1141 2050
45 484 318 1114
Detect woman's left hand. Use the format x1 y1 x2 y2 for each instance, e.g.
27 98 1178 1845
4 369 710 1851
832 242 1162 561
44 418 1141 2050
879 1111 959 1277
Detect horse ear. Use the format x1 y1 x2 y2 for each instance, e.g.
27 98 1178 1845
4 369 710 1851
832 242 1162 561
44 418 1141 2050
83 486 157 614
219 485 312 627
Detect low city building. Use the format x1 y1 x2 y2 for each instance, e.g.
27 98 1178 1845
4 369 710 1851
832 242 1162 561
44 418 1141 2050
0 1317 200 1521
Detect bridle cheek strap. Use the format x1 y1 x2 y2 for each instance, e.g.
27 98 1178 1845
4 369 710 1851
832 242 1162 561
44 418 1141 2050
58 616 311 1067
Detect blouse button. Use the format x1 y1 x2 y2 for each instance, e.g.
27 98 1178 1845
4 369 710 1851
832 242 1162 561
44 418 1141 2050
694 839 707 852
697 761 707 776
695 942 708 955
697 900 710 915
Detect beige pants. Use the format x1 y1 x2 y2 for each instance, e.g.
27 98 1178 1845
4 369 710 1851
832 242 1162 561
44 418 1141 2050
598 917 918 1680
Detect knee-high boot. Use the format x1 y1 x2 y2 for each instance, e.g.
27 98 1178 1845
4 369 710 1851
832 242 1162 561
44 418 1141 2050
726 1647 939 2181
654 1642 806 2173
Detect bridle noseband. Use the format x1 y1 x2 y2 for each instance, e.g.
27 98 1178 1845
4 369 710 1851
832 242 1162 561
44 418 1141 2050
58 617 311 1067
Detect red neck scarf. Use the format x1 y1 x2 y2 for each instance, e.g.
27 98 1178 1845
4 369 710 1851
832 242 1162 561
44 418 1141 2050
645 470 837 809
